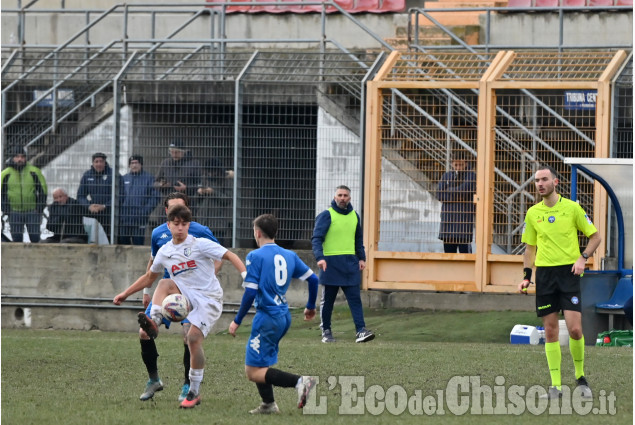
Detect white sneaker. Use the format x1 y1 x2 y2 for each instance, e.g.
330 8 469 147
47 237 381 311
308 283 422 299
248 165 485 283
249 402 280 414
297 376 316 408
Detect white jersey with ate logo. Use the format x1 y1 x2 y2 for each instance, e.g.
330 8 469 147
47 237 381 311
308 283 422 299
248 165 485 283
151 234 227 299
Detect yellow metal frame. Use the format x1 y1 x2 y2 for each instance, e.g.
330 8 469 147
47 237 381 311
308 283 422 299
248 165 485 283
363 50 628 294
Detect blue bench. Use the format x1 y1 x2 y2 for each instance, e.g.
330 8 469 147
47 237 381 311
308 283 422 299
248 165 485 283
596 276 633 329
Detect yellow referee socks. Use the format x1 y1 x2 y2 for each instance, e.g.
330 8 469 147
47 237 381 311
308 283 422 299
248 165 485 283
569 336 585 379
545 341 562 390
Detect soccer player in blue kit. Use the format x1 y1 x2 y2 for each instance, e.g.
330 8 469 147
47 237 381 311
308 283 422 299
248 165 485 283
138 192 226 402
229 214 319 414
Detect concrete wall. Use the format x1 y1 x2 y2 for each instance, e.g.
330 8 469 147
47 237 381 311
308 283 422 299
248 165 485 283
1 7 403 50
484 11 632 47
2 4 631 50
1 243 534 332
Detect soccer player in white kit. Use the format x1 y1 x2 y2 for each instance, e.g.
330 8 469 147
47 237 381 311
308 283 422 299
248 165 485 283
114 205 246 408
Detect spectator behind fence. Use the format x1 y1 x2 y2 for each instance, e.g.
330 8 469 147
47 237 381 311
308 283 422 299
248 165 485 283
119 155 160 245
154 140 201 199
1 145 48 242
77 152 120 241
41 187 88 244
195 158 233 247
436 151 476 253
150 140 202 229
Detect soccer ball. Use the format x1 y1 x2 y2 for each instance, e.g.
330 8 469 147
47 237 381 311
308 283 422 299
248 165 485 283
161 294 190 322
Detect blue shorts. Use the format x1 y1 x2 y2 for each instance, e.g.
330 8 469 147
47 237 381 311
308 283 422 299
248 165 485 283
245 311 291 368
146 301 190 329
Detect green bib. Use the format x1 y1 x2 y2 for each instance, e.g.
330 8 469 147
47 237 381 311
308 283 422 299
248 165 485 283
323 207 357 256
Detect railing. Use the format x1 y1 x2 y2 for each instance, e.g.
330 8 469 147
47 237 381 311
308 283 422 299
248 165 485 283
408 5 633 52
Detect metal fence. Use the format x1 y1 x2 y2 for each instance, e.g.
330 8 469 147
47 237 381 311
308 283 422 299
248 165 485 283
363 50 630 292
1 46 381 247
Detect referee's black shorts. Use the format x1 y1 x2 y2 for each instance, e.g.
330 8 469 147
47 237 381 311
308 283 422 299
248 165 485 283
535 264 581 317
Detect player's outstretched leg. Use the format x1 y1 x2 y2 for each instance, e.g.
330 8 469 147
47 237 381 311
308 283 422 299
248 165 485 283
297 376 317 408
137 312 159 339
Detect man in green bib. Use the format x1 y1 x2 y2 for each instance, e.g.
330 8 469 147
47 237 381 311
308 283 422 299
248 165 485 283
312 185 374 343
519 166 601 400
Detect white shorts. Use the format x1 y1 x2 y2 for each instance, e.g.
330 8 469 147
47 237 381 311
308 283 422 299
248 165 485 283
175 285 223 338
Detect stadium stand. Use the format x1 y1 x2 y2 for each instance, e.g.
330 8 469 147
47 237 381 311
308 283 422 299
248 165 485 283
205 0 405 13
507 0 533 5
562 0 587 6
535 0 560 6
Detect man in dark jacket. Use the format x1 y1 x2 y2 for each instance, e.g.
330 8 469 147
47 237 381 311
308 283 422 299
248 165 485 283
77 152 120 242
436 152 476 253
311 185 375 344
154 140 201 199
1 145 48 242
119 155 160 245
41 188 88 243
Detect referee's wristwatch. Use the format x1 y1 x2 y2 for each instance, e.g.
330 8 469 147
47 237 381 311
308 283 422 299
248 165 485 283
581 252 590 261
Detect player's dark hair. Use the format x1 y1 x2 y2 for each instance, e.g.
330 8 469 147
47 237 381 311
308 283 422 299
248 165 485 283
167 205 192 223
536 165 558 179
253 214 278 239
336 185 351 193
164 192 189 208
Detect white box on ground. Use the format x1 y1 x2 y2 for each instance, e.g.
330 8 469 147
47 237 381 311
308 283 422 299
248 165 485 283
510 325 540 345
559 319 569 346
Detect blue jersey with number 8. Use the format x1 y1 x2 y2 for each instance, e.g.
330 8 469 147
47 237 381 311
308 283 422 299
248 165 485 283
243 243 313 317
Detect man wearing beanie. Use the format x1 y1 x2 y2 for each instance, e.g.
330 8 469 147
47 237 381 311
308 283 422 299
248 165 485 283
77 152 121 242
119 155 159 245
1 145 48 242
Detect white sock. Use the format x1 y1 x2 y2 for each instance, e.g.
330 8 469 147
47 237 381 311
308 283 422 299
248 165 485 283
189 368 204 395
150 304 162 322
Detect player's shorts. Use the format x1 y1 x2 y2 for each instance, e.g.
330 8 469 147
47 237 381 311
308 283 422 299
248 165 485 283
535 264 581 317
174 284 223 338
146 301 190 329
245 310 292 368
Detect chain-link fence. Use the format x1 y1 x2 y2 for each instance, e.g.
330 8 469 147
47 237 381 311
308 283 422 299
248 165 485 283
1 47 380 247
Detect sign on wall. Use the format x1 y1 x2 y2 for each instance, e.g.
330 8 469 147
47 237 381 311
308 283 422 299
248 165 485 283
564 90 597 110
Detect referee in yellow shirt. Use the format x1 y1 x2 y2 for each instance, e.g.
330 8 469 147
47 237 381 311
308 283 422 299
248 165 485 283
519 166 601 400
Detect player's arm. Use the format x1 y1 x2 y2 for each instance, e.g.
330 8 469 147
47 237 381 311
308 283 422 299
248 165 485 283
304 273 318 321
229 286 257 337
519 244 536 294
222 250 247 276
113 270 162 305
572 232 601 276
198 225 224 273
141 257 154 308
311 211 331 271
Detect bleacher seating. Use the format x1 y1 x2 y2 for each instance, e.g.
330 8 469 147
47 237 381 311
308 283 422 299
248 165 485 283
562 0 586 6
205 0 405 13
507 0 533 6
535 0 559 6
507 0 631 6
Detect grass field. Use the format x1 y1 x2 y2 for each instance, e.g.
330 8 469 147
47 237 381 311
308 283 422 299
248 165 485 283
2 307 632 424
